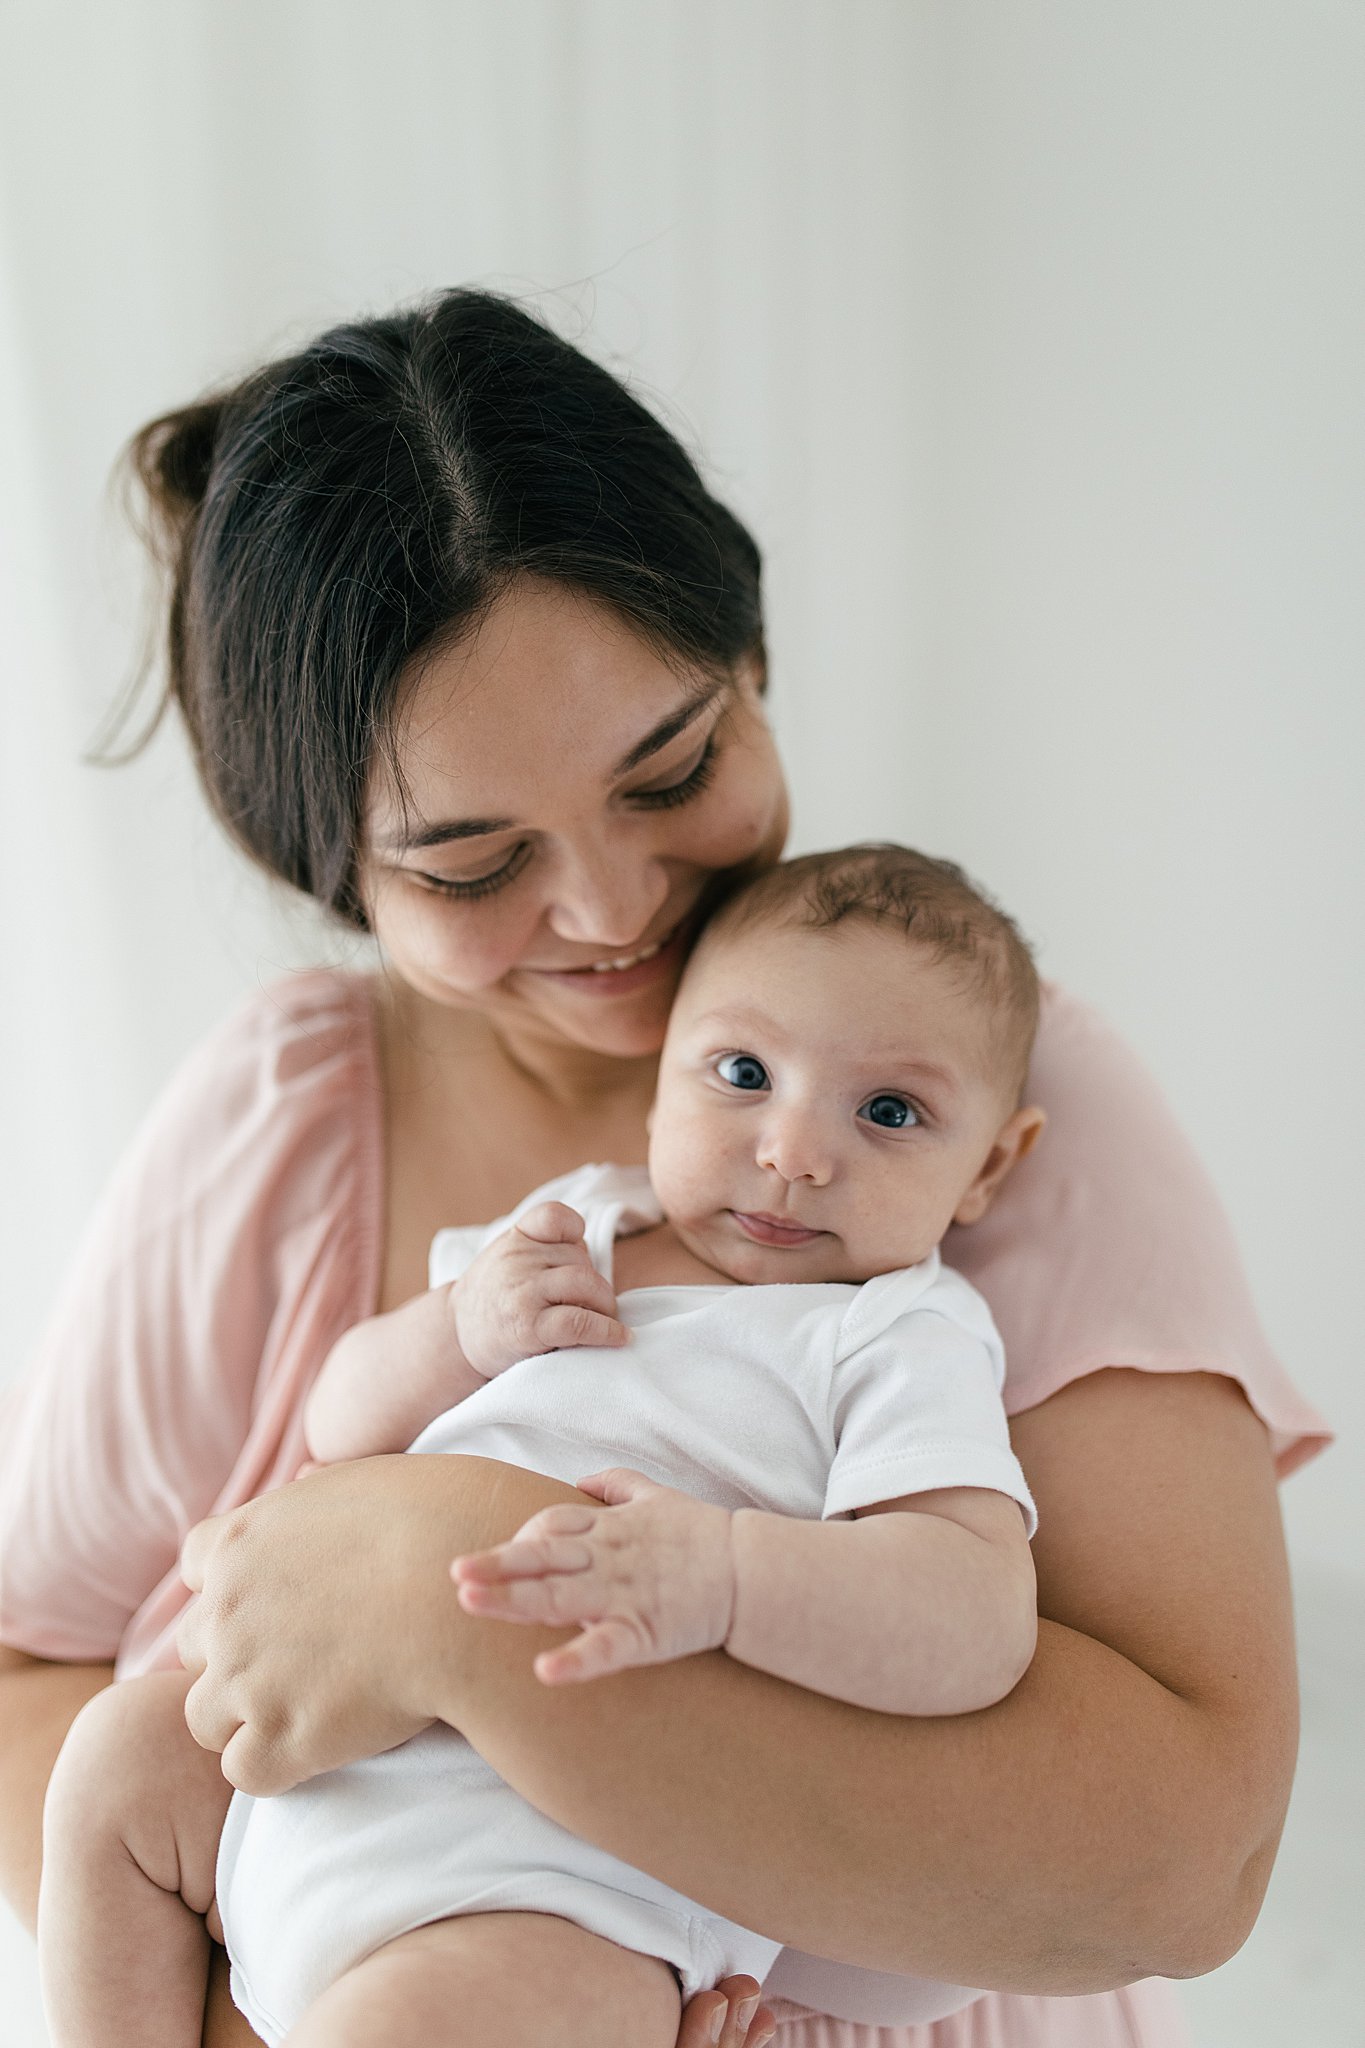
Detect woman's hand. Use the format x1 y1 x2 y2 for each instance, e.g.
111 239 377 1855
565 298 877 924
678 1975 776 2048
176 1454 585 1794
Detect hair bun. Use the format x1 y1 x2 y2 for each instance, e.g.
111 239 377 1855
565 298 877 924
126 398 225 562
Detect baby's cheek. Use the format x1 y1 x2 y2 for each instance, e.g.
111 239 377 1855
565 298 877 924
647 1124 715 1225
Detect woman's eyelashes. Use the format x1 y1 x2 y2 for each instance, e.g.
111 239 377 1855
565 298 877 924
417 842 533 900
413 739 723 899
631 735 720 811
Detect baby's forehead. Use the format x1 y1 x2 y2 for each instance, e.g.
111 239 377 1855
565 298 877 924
676 917 996 1041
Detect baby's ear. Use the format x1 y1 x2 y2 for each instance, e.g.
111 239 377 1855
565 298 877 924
953 1106 1046 1227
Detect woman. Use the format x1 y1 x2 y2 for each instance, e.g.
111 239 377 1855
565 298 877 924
0 289 1328 2048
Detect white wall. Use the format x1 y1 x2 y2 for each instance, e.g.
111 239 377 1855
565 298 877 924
1 0 1360 1600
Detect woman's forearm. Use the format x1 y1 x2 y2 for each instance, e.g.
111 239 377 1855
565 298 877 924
440 1590 1217 1993
421 1374 1295 1996
176 1375 1295 1996
0 1648 113 1931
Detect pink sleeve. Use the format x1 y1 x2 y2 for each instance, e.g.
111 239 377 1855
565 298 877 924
946 984 1330 1476
0 972 382 1674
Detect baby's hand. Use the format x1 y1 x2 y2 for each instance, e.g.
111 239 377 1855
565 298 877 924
451 1468 736 1683
454 1202 628 1379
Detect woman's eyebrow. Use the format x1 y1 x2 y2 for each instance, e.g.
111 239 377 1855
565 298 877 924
378 680 728 852
378 813 515 852
613 678 726 775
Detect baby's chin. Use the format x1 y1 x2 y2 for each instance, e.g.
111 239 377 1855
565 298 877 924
682 1215 876 1289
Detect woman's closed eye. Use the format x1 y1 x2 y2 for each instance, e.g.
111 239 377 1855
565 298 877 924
416 842 533 900
410 739 723 900
630 734 720 810
716 1052 769 1091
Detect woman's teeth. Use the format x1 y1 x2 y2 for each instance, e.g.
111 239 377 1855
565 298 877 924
586 929 672 972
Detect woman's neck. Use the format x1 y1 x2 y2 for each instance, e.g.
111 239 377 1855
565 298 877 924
375 972 659 1127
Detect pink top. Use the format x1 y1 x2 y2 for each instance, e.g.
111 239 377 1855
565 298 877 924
0 969 1328 1678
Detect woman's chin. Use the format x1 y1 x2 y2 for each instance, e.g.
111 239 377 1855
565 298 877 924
554 999 673 1061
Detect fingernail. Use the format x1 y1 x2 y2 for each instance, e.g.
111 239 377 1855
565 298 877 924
709 2005 726 2044
737 1996 759 2033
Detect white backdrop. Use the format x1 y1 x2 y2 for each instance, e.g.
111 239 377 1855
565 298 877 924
1 5 1363 2035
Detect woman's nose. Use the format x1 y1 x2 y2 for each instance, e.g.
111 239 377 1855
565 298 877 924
755 1110 834 1187
544 843 670 951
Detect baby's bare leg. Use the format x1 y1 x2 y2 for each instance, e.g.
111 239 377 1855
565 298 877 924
39 1669 234 2048
283 1910 683 2048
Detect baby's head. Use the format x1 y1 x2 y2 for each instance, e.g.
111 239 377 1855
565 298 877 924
648 845 1045 1285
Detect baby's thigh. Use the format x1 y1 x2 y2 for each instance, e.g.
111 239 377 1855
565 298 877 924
283 1910 683 2048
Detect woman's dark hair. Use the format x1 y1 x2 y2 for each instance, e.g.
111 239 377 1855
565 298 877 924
119 289 765 928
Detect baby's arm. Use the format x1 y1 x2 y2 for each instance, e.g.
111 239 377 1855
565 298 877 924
727 1486 1036 1712
305 1202 627 1465
452 1472 1036 1715
303 1285 484 1464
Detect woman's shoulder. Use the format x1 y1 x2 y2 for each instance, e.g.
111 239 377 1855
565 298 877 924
948 982 1330 1472
183 964 377 1098
113 967 382 1236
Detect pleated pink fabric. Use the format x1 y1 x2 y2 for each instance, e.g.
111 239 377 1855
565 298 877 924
765 1977 1189 2046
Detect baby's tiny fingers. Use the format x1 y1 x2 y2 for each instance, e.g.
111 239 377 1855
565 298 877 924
544 1261 622 1318
514 1201 586 1246
457 1566 603 1626
537 1304 629 1351
533 1615 641 1685
452 1532 594 1584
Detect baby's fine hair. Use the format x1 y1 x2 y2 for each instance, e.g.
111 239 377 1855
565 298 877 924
700 844 1041 1098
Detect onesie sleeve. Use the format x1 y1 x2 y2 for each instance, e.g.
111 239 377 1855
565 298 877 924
824 1296 1037 1532
0 972 382 1670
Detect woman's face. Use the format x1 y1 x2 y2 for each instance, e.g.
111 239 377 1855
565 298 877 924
361 578 789 1061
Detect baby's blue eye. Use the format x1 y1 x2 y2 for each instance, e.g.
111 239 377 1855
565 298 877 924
717 1053 769 1091
860 1094 918 1129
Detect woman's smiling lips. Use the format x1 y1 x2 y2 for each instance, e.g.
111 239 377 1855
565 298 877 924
730 1211 827 1247
521 919 691 997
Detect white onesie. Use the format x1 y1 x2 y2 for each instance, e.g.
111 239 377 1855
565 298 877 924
217 1166 1036 2045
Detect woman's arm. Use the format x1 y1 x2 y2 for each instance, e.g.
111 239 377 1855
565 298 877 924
457 1369 1294 1991
178 1366 1296 1995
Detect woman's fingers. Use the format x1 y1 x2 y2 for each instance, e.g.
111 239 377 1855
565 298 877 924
178 1511 228 1593
182 1671 242 1758
677 1976 776 2048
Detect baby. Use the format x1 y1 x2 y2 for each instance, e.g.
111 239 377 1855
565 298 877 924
40 844 1046 2048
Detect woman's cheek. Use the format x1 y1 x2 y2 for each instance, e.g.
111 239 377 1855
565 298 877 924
377 880 532 994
